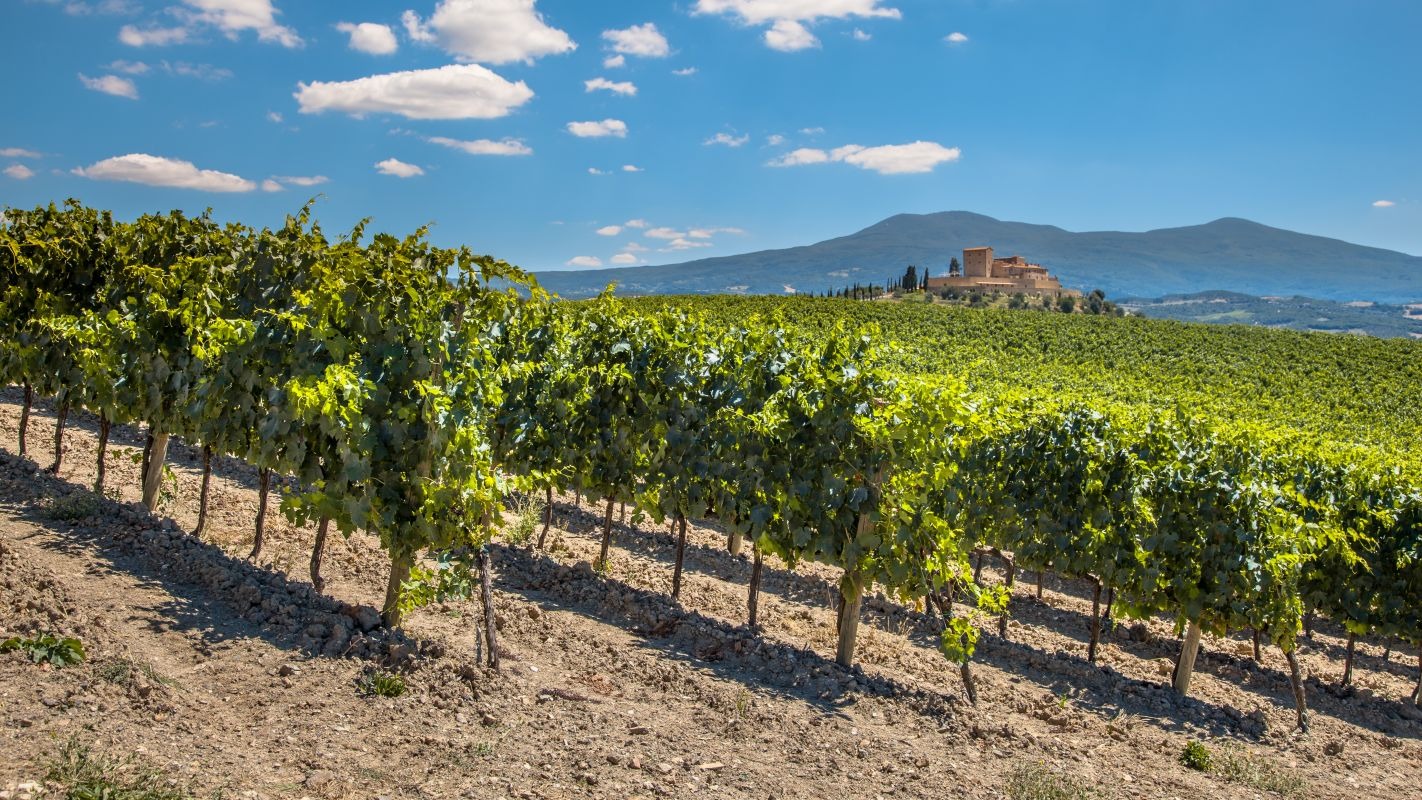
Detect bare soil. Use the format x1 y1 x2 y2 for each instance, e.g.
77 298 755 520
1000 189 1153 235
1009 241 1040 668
1 391 1419 799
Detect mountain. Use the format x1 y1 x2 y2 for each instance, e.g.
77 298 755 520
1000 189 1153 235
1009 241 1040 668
1122 290 1422 339
534 212 1422 303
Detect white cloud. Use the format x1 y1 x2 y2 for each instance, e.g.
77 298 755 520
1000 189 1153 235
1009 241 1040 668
73 153 256 191
602 22 669 57
800 126 825 135
0 148 41 158
337 21 398 55
118 24 189 46
566 255 602 267
768 140 960 174
622 241 648 251
690 226 745 238
261 178 283 192
266 111 283 123
672 67 697 76
295 64 533 120
4 164 36 180
272 174 328 186
851 28 870 41
767 134 785 146
180 0 301 47
588 167 609 175
567 119 627 138
694 0 900 50
610 253 639 265
162 61 233 80
107 59 149 74
1372 200 1395 208
693 0 900 25
622 164 642 172
585 77 637 96
765 19 817 51
41 0 139 15
402 0 575 64
645 227 685 239
79 73 140 99
624 219 649 229
603 54 626 68
945 31 968 44
375 158 423 177
705 132 750 147
427 135 532 156
664 238 712 250
596 225 622 236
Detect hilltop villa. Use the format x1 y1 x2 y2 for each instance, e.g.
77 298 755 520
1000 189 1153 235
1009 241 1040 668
925 247 1080 298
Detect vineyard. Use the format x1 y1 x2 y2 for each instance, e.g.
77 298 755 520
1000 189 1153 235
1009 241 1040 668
3 201 1422 797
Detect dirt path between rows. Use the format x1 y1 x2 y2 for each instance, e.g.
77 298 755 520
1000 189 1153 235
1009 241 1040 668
2 393 1419 799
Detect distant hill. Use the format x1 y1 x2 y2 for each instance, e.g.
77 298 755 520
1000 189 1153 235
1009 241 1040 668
1122 290 1422 339
534 212 1422 303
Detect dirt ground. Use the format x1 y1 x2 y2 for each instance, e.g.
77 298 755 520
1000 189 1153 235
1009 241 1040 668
1 391 1419 799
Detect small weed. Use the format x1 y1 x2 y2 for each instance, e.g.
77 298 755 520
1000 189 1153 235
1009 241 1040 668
356 669 406 698
1213 745 1306 796
593 558 612 577
503 494 544 548
2 633 86 667
1180 740 1213 771
1055 691 1071 710
97 657 173 688
44 736 193 799
1007 763 1102 800
43 490 102 522
472 742 494 757
732 687 752 720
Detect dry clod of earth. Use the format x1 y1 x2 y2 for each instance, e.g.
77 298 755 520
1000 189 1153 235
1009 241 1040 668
1 393 1420 798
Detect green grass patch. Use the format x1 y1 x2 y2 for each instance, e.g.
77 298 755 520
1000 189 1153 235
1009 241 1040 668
356 669 406 698
44 736 193 800
1006 763 1104 800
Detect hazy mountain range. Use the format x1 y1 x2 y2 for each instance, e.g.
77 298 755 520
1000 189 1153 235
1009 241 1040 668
535 212 1422 304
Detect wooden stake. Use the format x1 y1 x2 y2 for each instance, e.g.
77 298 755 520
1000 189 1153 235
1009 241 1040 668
597 498 615 568
93 415 110 495
998 556 1015 638
1173 620 1203 695
310 516 329 593
193 445 213 536
248 467 271 560
748 544 764 628
479 545 500 670
1342 632 1357 686
17 382 31 457
671 514 687 600
537 485 553 548
1285 647 1309 732
48 400 68 474
835 569 864 668
140 432 169 512
1088 577 1103 663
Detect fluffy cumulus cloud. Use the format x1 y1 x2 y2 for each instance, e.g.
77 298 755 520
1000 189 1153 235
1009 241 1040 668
107 59 150 74
79 73 139 99
596 225 622 236
694 0 900 50
1372 199 1396 208
587 167 609 175
603 54 625 68
622 164 643 172
121 1 300 48
567 119 627 138
4 164 36 180
263 174 328 191
295 64 533 120
624 219 649 229
0 148 42 158
427 135 532 156
945 31 968 44
375 158 423 177
768 141 960 174
566 255 602 267
337 22 398 55
602 23 669 58
73 153 256 191
673 67 697 76
610 253 639 265
765 19 817 51
852 28 870 41
402 0 574 64
585 77 637 96
705 132 750 147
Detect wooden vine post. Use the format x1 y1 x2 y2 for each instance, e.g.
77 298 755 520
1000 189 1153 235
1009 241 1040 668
1172 620 1204 695
671 515 688 600
479 545 500 669
140 432 170 512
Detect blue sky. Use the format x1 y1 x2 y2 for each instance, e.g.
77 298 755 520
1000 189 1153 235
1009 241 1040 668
3 0 1420 273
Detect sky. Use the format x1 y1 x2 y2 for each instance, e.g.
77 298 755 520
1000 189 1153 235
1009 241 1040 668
2 0 1420 273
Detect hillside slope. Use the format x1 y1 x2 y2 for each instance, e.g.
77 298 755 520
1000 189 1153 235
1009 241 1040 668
535 212 1422 303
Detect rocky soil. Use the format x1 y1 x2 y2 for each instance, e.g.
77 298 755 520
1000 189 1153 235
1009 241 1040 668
1 391 1419 799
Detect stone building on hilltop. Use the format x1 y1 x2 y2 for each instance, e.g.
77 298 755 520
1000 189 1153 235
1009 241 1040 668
925 246 1080 298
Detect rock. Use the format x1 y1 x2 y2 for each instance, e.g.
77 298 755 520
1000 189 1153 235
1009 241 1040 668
278 663 300 677
344 604 381 632
305 623 327 639
1234 641 1254 658
629 725 650 735
527 606 542 620
1154 659 1174 677
1324 740 1345 757
696 762 725 771
304 769 336 789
